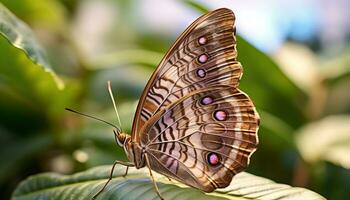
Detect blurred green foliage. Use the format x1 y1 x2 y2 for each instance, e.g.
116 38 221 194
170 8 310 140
0 0 349 199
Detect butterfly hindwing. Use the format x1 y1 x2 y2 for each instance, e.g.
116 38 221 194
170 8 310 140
132 8 242 140
140 87 259 192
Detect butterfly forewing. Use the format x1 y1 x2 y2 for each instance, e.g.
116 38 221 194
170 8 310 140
131 8 242 140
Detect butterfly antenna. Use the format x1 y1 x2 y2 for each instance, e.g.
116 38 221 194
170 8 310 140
107 81 123 131
65 108 121 132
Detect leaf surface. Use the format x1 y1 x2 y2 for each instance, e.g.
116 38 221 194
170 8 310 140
12 166 325 200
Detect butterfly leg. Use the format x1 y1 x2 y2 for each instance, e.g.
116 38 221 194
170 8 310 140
92 160 134 200
122 166 129 177
145 153 164 200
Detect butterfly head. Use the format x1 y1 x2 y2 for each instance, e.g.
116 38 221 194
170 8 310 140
114 129 127 146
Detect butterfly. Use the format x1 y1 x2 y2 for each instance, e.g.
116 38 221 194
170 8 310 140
89 8 259 200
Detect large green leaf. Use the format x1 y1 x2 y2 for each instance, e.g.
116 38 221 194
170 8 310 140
0 2 63 89
12 166 325 200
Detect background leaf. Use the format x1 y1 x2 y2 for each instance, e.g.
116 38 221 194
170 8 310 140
296 115 350 169
0 133 53 183
0 2 63 89
0 3 77 199
0 0 67 31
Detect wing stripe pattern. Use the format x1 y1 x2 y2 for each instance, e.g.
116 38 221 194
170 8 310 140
144 89 256 145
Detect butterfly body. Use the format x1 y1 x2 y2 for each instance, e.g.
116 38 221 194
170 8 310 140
96 8 260 199
116 134 143 168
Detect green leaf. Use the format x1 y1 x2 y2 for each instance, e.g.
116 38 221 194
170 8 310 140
0 0 67 31
296 115 350 169
12 166 325 200
0 34 75 126
0 3 78 130
0 2 63 89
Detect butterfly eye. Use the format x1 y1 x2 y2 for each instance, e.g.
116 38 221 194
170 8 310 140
196 68 206 78
200 96 213 105
207 152 220 166
198 36 207 45
214 110 227 121
198 54 208 63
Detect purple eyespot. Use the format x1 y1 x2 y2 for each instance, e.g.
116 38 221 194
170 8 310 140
196 69 206 78
198 36 207 45
201 96 213 105
198 54 208 63
214 110 227 121
207 152 220 166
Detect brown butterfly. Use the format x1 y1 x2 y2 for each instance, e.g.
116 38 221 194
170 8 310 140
83 8 259 200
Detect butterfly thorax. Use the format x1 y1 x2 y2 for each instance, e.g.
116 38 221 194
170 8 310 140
118 133 145 169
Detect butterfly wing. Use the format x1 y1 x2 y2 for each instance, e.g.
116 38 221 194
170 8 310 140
131 8 259 191
131 8 242 141
141 87 259 192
